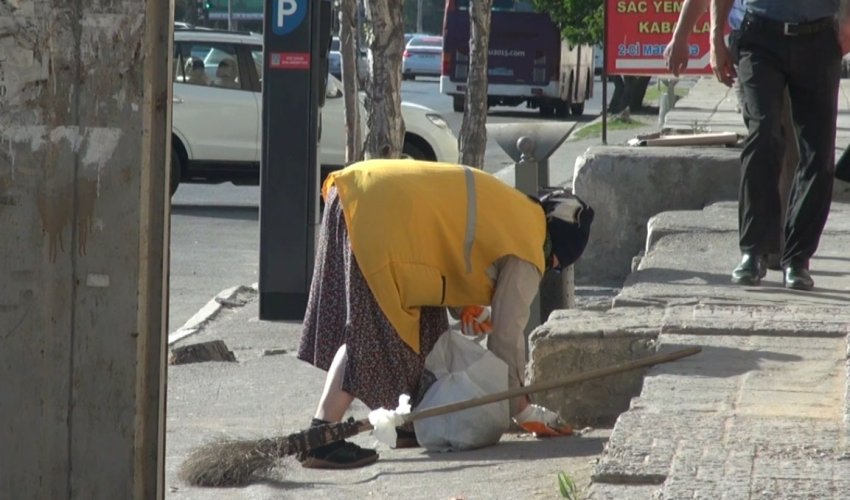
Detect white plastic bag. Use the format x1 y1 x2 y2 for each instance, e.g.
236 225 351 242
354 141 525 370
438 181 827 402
413 330 509 451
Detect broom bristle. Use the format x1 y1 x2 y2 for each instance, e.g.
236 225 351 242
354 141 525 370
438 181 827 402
179 437 289 487
179 418 369 487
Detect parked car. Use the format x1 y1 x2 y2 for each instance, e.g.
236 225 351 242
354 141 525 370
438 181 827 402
403 35 442 80
329 36 369 83
171 29 458 194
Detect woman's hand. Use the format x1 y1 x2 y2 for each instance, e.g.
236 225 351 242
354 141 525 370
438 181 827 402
459 305 492 336
513 404 573 437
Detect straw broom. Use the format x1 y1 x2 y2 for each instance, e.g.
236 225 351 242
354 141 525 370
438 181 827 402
179 346 701 487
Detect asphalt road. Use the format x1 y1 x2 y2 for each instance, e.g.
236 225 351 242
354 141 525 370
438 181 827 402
168 77 616 331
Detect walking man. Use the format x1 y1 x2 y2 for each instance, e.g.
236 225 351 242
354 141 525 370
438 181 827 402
711 0 845 290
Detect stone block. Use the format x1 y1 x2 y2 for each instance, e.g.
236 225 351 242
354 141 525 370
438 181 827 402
527 308 664 426
169 340 236 365
572 146 740 286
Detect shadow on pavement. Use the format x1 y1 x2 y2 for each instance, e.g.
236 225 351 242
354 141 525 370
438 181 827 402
656 344 803 379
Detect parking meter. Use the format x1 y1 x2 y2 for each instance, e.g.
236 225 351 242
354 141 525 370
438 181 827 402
259 0 333 320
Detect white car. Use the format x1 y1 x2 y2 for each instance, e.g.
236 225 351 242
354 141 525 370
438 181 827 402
171 29 458 193
402 35 443 80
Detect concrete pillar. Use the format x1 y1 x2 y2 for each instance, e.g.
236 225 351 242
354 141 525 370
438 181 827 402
0 1 170 498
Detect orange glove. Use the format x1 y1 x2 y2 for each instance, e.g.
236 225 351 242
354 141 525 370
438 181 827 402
459 305 492 336
513 404 573 437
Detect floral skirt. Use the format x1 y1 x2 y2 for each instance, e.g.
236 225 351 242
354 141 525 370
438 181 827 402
297 187 448 410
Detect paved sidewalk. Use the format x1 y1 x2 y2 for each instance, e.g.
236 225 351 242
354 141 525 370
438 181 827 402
584 78 850 499
165 77 850 499
587 202 850 498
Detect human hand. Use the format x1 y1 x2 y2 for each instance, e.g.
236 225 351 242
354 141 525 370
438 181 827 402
512 404 573 437
710 38 736 87
664 39 689 76
459 305 492 336
840 17 850 55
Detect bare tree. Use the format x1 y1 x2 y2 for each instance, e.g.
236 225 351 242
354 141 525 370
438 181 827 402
339 0 364 163
458 0 492 168
362 0 406 158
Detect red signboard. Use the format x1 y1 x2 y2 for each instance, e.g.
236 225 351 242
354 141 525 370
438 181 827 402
605 0 712 75
269 52 311 70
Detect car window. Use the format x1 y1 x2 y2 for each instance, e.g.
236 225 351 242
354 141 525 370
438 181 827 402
331 37 340 52
174 41 243 91
250 45 263 88
409 36 442 48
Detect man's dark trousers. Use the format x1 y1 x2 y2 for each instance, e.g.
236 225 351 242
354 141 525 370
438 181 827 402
735 15 841 268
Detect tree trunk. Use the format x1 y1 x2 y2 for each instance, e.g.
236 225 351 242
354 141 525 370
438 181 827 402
458 0 492 168
363 0 406 159
340 0 363 164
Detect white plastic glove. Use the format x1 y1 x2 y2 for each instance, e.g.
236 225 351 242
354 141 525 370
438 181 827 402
512 404 573 437
368 394 412 447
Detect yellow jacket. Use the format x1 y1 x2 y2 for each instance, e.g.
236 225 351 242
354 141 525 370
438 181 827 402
323 160 546 352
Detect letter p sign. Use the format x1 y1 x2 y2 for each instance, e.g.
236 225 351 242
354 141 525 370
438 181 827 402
272 0 306 35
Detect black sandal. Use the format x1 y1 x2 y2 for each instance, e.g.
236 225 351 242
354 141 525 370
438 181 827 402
301 441 379 469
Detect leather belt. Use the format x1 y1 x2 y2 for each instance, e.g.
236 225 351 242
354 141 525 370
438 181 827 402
744 14 834 36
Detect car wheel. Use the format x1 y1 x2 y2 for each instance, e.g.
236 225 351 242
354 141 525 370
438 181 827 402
452 95 465 113
402 140 428 161
170 145 181 196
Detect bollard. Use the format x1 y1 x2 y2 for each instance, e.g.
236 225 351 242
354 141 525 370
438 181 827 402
658 78 677 129
486 122 580 333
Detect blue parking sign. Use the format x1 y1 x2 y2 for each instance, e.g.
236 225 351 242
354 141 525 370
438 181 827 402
272 0 306 35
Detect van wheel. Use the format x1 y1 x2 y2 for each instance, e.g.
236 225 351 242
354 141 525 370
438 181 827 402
170 146 181 196
570 102 585 116
452 95 465 113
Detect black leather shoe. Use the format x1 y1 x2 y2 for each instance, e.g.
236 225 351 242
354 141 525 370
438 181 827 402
784 264 814 291
731 253 766 285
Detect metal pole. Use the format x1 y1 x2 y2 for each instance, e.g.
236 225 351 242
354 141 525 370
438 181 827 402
658 78 676 129
538 159 550 188
515 136 538 196
515 137 541 333
602 0 609 145
417 0 424 33
227 0 233 31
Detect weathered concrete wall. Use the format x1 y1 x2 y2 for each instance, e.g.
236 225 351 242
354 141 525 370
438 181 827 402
572 146 740 286
0 1 170 498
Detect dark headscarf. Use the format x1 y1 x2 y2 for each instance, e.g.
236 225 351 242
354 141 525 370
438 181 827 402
540 190 594 269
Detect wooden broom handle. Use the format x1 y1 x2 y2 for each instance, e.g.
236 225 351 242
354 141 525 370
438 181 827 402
402 346 701 423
